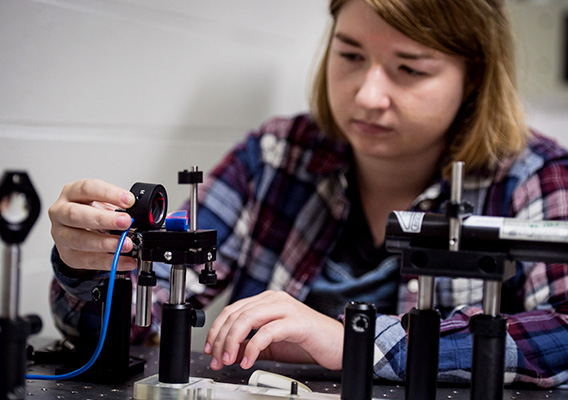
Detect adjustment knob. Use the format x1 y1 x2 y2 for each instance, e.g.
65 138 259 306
191 309 206 328
199 268 217 285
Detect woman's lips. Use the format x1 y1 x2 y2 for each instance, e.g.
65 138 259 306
352 119 393 135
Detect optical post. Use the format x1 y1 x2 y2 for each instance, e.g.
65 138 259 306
43 167 218 385
385 161 568 400
68 270 145 381
45 183 164 382
128 166 217 388
0 171 42 400
30 165 219 395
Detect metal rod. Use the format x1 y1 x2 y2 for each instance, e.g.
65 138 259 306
1 244 20 319
482 281 502 317
135 260 153 327
190 165 198 232
449 161 464 251
450 161 464 203
417 276 435 310
169 265 186 305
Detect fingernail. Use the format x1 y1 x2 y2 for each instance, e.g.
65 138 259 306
204 342 211 354
116 215 129 228
222 351 230 364
121 192 134 206
241 356 249 369
210 357 219 369
122 258 137 271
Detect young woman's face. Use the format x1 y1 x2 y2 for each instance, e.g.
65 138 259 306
327 0 467 164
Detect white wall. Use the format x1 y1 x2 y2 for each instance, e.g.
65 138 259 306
1 0 568 346
0 0 330 342
510 0 568 141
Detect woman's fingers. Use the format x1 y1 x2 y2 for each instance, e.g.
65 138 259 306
206 291 275 351
204 291 344 371
60 179 135 208
53 201 132 232
61 248 137 272
205 291 277 368
48 179 136 271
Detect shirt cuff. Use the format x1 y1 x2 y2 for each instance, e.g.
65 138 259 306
51 246 109 301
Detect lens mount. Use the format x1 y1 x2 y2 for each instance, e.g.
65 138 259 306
127 183 168 230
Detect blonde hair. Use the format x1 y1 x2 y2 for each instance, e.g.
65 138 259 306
310 0 528 178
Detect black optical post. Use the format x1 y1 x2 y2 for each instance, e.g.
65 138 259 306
29 168 217 386
0 171 42 400
405 162 472 400
55 271 145 382
49 184 167 382
129 166 217 384
341 302 376 400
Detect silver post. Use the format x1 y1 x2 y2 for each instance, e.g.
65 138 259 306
135 260 154 327
190 166 198 232
483 281 502 316
416 162 465 311
449 161 464 251
417 276 435 310
1 243 20 319
169 265 186 305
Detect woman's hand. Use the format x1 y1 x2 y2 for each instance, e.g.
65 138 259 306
48 179 137 272
204 290 344 371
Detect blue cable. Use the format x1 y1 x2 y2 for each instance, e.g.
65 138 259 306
26 219 133 381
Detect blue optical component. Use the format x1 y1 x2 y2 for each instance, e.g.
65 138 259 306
165 210 189 231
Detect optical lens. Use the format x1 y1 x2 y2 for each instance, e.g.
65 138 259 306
128 183 168 230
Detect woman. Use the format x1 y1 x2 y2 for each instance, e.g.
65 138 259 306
49 0 568 387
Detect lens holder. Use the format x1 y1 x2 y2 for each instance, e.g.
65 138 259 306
126 183 168 231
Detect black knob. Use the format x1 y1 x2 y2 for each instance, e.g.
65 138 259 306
199 269 217 285
191 310 206 328
25 314 43 335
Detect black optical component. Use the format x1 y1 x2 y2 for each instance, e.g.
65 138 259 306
126 183 168 230
0 171 41 244
341 301 376 400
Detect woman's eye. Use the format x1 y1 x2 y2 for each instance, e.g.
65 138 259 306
400 65 424 76
340 52 364 62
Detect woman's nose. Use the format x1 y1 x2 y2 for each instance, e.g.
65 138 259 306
355 67 391 110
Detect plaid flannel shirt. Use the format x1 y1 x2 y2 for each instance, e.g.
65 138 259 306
52 113 568 387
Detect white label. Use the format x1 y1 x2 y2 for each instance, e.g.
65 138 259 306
500 219 568 242
463 216 505 228
393 211 425 233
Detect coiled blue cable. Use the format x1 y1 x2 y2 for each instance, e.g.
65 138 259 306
26 219 133 381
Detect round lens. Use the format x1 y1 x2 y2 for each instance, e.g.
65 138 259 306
1 192 30 224
150 193 166 226
127 183 168 230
